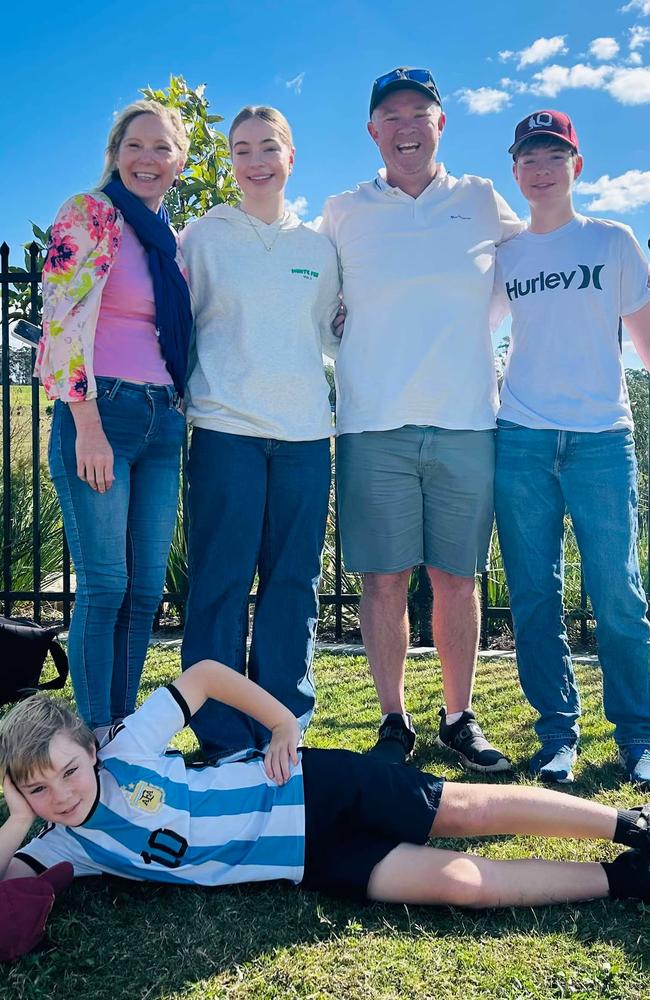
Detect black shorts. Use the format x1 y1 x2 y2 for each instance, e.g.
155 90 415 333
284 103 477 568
300 748 444 901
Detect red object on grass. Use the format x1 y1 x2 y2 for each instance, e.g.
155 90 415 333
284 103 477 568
0 862 74 962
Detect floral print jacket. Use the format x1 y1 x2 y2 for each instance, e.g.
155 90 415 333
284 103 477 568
36 191 185 402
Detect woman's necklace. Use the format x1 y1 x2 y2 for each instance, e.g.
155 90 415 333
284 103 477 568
238 204 283 252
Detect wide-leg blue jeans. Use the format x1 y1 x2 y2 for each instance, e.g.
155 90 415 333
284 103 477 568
49 377 185 729
181 427 331 758
495 421 650 749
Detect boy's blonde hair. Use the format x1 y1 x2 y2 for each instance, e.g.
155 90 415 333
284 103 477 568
99 99 190 187
228 105 293 149
0 694 95 785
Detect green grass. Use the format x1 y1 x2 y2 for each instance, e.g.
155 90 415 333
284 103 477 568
1 650 648 999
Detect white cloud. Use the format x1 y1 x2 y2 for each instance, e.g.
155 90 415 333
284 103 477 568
518 35 568 68
607 65 650 102
285 195 309 217
628 51 644 63
498 50 514 62
529 65 570 96
530 62 613 97
629 24 650 49
589 37 620 60
526 61 650 104
576 169 650 211
285 72 305 96
455 86 511 114
304 216 323 232
500 77 529 94
621 1 650 15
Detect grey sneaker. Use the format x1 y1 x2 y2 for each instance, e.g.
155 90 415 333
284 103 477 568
619 745 650 788
436 708 512 773
529 744 578 784
368 712 416 764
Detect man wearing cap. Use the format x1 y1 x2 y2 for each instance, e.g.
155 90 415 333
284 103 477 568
493 109 650 787
320 68 522 769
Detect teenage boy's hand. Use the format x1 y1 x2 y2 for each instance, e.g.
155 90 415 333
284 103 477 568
1 772 37 827
264 716 301 786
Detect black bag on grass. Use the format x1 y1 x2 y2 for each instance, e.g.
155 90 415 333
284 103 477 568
0 616 68 706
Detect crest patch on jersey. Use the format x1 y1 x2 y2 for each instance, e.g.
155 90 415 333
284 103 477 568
126 780 165 813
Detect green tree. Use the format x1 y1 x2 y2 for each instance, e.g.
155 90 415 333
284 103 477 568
142 75 239 227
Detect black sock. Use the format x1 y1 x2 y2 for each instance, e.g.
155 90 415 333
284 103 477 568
601 851 648 901
613 807 649 852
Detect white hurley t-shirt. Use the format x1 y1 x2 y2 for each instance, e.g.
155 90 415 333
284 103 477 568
494 215 650 432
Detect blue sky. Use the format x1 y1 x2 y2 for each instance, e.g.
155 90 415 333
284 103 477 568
2 0 649 364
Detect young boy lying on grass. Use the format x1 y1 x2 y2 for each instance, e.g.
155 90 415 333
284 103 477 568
1 659 649 959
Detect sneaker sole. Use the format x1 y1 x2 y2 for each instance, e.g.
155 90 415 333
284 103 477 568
538 769 575 784
434 737 513 773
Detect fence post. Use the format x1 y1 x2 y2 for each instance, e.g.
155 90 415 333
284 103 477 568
334 439 343 641
416 565 433 647
29 244 42 622
480 571 489 650
1 243 12 616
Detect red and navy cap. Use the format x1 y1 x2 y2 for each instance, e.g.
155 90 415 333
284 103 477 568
509 110 579 156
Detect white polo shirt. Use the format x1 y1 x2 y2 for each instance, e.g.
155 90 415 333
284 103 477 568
320 166 522 435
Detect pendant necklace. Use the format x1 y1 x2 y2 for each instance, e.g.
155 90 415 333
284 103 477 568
239 205 283 252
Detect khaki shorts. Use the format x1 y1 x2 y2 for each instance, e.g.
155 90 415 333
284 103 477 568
336 425 494 576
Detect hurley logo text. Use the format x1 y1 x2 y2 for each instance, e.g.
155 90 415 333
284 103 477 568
506 264 604 301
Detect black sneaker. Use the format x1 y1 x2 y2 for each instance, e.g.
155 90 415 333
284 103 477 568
625 805 650 856
436 707 512 773
367 712 416 764
605 849 650 902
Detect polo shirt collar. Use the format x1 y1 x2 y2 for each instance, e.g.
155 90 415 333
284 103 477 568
375 163 451 199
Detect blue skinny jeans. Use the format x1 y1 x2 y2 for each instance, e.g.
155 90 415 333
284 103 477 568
49 377 185 729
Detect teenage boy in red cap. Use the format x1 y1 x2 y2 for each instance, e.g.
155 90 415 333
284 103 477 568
493 110 650 787
1 656 650 955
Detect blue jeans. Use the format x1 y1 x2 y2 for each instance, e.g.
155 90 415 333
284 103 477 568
181 428 331 758
49 378 185 729
495 421 650 749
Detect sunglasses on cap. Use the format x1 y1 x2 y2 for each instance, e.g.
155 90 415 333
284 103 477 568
369 68 442 116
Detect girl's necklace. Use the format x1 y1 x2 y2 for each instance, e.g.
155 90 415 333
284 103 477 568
239 204 283 252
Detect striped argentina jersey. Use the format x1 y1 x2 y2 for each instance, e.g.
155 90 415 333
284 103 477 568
16 686 305 885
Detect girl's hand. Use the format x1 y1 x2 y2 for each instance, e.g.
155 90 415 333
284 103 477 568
264 716 301 785
75 425 114 493
1 772 37 827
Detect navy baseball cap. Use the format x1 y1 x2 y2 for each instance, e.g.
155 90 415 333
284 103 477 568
509 110 579 156
369 68 442 117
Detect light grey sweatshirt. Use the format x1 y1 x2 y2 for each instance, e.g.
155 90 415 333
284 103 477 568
181 205 341 440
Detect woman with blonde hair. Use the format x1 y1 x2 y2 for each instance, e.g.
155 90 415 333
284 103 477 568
37 99 192 740
180 105 341 760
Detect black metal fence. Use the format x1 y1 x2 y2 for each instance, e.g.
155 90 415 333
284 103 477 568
2 241 648 648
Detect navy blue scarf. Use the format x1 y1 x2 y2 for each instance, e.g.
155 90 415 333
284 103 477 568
102 175 192 397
